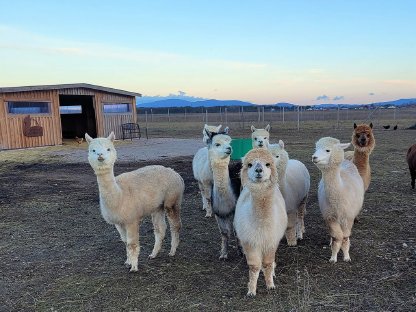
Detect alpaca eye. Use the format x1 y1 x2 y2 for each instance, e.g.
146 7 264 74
276 155 279 158
254 138 257 141
215 143 220 147
266 163 270 167
248 163 252 168
264 137 267 140
92 149 96 153
326 149 330 152
107 148 110 151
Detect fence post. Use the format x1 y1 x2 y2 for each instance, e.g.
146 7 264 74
205 109 208 123
337 104 340 129
145 111 149 139
283 107 285 123
297 106 300 131
184 107 187 121
225 107 228 125
258 106 261 123
262 106 265 122
220 107 222 122
168 108 170 122
151 108 153 122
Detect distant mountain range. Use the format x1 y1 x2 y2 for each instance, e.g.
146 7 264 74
137 97 416 109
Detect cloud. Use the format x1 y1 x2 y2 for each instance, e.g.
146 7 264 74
369 92 375 96
333 96 344 101
316 95 329 101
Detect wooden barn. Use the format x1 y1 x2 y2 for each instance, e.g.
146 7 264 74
0 83 141 150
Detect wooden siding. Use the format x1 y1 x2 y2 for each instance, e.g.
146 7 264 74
0 87 138 149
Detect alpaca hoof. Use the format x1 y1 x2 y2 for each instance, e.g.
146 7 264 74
168 250 176 257
148 253 157 259
246 291 256 297
266 283 276 290
343 256 351 262
219 254 228 260
205 212 212 218
124 260 131 267
329 257 337 263
129 265 138 272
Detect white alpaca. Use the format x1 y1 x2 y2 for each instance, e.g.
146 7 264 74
235 148 287 297
207 132 239 259
269 141 310 246
192 124 227 217
85 132 184 272
312 137 364 263
251 124 270 148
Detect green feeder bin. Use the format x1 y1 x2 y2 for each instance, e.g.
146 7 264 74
231 138 252 160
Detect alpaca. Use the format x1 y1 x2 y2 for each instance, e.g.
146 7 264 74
344 122 375 191
85 132 184 272
192 124 227 217
235 148 287 296
206 131 241 259
407 144 416 189
268 141 310 246
312 137 364 263
251 124 271 148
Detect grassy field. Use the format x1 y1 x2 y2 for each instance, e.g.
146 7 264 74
0 121 415 311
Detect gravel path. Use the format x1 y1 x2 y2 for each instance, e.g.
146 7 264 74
54 138 204 163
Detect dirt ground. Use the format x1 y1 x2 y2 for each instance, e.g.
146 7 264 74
0 127 415 311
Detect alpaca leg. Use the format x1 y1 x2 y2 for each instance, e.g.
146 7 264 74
200 181 213 217
166 203 182 257
216 216 231 259
410 169 416 189
327 221 343 263
263 249 277 290
115 224 127 243
243 244 261 297
149 210 167 259
198 182 207 211
125 222 139 272
285 212 297 246
296 195 307 240
341 237 351 262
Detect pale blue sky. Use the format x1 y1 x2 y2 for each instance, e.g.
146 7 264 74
0 0 415 104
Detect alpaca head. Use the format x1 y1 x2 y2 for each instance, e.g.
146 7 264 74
85 132 117 173
202 124 223 144
268 140 289 170
207 132 232 160
251 124 270 149
352 122 375 152
241 148 277 186
312 137 350 170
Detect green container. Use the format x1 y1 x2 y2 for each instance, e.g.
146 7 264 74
231 138 252 160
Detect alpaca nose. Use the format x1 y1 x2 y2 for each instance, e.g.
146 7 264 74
255 164 263 173
97 153 105 162
312 156 318 162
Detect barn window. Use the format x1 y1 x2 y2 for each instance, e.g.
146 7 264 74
60 105 82 114
7 101 50 114
103 103 131 113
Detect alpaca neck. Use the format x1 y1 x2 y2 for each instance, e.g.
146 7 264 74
210 157 232 194
353 150 370 173
248 182 275 216
276 158 288 195
95 168 122 213
322 166 342 196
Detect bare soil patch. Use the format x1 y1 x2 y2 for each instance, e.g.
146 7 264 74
0 129 415 311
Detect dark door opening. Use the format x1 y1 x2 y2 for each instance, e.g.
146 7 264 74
59 95 97 139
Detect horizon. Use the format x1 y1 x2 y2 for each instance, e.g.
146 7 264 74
1 1 415 105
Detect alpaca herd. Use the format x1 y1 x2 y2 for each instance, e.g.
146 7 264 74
86 121 381 296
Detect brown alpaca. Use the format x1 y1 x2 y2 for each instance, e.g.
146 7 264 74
406 144 416 189
345 123 375 191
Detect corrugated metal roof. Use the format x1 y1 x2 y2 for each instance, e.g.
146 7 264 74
0 83 142 97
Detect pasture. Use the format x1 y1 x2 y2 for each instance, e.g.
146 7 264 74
0 119 415 311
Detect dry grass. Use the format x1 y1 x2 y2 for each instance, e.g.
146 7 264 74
0 123 415 311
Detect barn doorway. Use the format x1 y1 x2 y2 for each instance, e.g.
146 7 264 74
59 95 97 139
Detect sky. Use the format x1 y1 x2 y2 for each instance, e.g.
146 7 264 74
0 0 415 105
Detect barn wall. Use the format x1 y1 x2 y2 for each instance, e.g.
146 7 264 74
0 90 62 149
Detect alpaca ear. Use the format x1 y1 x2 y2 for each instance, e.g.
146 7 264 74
108 132 115 142
216 125 222 132
85 133 93 144
369 122 373 128
251 125 256 133
278 140 285 149
338 143 351 150
223 126 229 134
265 124 271 132
354 123 357 129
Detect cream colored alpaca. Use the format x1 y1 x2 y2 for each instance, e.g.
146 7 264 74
192 124 226 217
312 137 364 263
251 124 270 148
268 141 310 246
85 132 184 272
235 148 287 296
